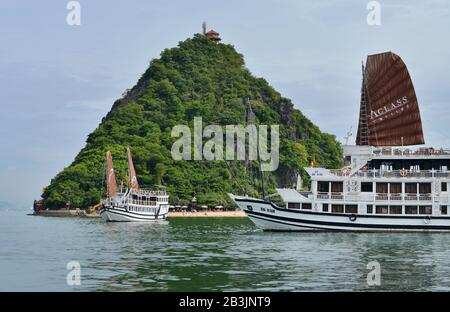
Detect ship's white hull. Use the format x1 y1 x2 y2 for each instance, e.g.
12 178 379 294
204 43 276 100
230 195 450 232
100 206 168 222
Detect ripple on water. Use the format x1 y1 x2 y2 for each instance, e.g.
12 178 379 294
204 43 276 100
2 210 450 291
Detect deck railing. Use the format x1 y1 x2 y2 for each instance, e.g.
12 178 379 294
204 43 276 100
372 147 450 157
130 189 167 196
350 169 450 178
316 192 438 202
328 169 351 177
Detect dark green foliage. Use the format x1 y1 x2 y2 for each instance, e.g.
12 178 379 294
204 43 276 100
42 34 342 209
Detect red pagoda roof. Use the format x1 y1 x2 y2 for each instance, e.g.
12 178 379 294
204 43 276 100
205 30 221 41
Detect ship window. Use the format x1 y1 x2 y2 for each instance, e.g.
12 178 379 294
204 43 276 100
389 206 402 215
405 183 417 194
150 197 157 201
345 205 357 214
331 182 343 193
361 182 373 192
442 183 448 192
323 204 329 212
344 156 351 167
367 205 373 214
419 206 432 215
318 181 329 193
287 202 300 209
405 206 418 214
390 183 402 194
441 206 447 215
419 183 431 194
375 206 388 214
376 183 388 194
302 203 312 210
331 205 344 213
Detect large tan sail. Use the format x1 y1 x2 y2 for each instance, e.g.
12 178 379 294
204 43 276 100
356 52 424 146
106 151 118 197
127 147 139 189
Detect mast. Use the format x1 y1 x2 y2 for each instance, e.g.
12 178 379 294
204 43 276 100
356 63 370 145
258 161 266 199
106 151 118 198
127 147 139 189
296 173 302 191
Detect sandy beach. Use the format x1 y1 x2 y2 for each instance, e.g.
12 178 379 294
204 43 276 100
167 210 246 218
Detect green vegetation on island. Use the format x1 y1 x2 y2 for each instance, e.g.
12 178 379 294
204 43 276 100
41 34 342 209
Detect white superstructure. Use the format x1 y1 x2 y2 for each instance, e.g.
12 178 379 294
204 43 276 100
229 146 450 231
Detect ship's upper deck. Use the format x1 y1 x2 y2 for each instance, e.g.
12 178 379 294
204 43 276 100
303 145 450 181
343 145 450 160
341 145 450 174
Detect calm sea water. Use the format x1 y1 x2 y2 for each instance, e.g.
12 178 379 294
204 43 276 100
1 205 450 291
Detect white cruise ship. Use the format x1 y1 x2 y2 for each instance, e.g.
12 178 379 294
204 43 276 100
230 52 450 232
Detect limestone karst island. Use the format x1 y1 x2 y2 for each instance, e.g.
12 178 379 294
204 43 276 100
34 30 342 218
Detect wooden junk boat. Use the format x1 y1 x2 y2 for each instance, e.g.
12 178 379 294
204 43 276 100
100 148 169 222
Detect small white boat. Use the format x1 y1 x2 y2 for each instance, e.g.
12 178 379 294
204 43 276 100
100 148 169 222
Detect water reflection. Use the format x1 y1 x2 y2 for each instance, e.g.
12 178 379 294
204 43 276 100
85 219 450 291
2 208 450 291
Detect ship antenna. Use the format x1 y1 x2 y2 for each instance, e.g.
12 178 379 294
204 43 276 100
344 126 353 145
202 22 206 35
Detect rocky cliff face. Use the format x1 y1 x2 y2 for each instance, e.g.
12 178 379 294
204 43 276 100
42 34 342 209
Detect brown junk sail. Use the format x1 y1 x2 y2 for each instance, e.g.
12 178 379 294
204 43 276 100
356 52 424 146
106 151 118 197
127 147 139 189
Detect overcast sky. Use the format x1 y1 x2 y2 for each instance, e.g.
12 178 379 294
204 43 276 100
1 0 450 206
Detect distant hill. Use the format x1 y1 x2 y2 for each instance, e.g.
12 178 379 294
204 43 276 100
42 34 342 209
